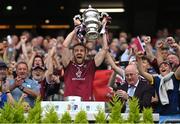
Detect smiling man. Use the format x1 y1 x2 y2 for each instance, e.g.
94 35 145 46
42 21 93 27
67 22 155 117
9 61 40 107
115 64 153 112
61 17 108 101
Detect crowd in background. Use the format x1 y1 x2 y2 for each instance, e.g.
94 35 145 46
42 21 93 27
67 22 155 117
0 25 180 122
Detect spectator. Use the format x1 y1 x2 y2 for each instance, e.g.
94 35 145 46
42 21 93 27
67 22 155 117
30 40 62 101
45 39 63 101
0 42 8 63
7 60 17 80
167 53 179 72
31 65 47 100
166 37 180 71
32 55 45 67
18 93 31 113
46 69 61 101
119 31 128 41
115 64 153 112
109 38 120 61
0 61 16 107
136 49 180 123
0 61 9 107
9 61 40 107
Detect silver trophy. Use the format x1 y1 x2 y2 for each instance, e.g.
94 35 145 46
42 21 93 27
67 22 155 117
74 5 109 42
82 5 101 41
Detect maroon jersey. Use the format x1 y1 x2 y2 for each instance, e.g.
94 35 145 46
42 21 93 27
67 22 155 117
64 60 96 101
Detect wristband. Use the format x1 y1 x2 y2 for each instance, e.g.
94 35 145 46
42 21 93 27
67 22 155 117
19 85 24 91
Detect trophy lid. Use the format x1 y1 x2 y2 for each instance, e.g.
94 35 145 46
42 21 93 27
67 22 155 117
83 5 99 13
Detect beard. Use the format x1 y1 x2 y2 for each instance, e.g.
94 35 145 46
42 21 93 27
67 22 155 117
75 56 85 64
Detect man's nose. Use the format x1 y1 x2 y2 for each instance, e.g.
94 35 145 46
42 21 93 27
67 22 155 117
77 50 82 54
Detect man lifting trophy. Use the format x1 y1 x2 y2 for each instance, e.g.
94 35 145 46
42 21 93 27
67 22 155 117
74 5 111 43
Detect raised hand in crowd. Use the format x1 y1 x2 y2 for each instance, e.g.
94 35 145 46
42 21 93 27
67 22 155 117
15 35 28 50
143 36 151 44
136 51 153 82
143 36 156 62
20 35 28 44
19 93 28 102
165 37 180 57
165 37 175 46
49 74 60 84
19 93 31 113
156 39 164 49
155 39 166 65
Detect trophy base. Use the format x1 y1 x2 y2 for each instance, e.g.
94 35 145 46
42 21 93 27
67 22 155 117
86 32 99 41
86 28 99 41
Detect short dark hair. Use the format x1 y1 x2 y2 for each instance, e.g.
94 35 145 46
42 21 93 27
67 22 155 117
0 61 8 69
72 43 87 50
16 61 28 69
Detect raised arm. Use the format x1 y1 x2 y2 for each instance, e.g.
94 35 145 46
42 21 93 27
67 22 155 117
21 36 29 63
94 17 109 67
63 30 76 48
155 40 164 65
61 30 75 68
166 37 180 58
45 39 57 82
136 51 154 83
63 17 81 47
94 33 108 67
143 36 156 62
27 51 36 72
61 18 81 67
106 52 124 77
3 47 9 63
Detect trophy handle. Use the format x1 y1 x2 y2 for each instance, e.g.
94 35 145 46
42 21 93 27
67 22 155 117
100 12 109 18
73 15 82 21
100 12 111 26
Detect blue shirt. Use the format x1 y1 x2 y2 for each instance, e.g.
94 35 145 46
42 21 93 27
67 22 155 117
153 74 180 115
0 92 7 108
9 78 40 107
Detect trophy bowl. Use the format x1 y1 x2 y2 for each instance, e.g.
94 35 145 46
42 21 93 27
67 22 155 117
82 5 101 41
